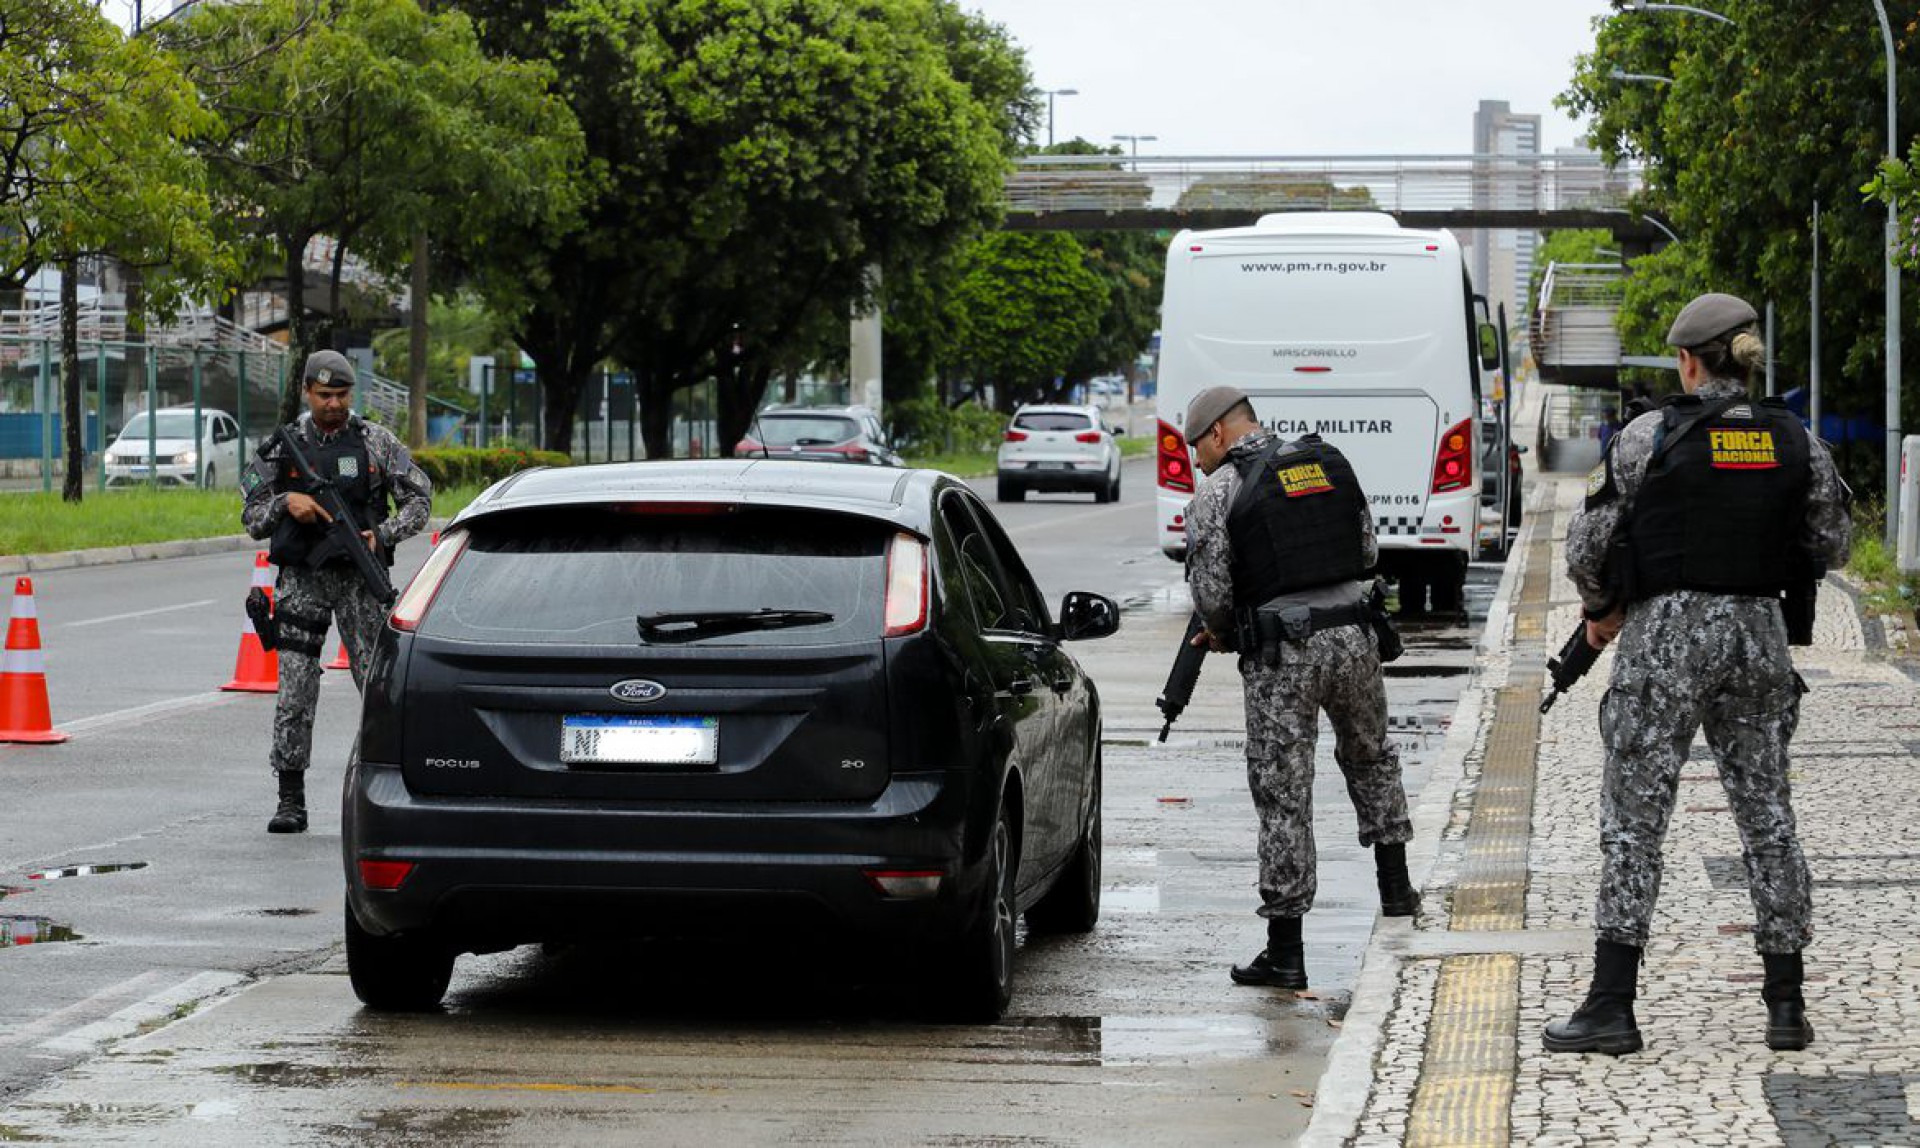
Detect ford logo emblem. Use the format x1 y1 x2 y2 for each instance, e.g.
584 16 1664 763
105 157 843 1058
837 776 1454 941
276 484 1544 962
610 679 667 704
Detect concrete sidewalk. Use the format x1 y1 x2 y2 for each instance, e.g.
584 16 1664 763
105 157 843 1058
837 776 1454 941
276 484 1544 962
1305 473 1920 1146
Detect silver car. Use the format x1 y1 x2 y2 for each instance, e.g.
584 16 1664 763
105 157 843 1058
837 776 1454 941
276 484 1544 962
103 407 251 489
995 404 1121 503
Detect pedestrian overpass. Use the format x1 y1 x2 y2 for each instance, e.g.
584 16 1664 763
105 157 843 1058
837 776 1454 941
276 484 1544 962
1001 153 1667 245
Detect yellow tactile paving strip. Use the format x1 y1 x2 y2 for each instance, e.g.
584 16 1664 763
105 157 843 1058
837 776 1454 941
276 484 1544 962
1405 515 1553 1146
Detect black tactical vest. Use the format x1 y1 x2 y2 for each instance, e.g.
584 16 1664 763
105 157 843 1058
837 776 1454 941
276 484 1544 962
1226 435 1370 609
267 421 390 570
1628 395 1810 598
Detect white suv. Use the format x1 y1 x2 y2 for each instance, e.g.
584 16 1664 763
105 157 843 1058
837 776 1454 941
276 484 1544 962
104 407 251 489
996 404 1121 503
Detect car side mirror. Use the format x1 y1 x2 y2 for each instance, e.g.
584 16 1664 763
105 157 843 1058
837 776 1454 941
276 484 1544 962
1058 591 1120 641
1514 445 1528 455
1476 323 1500 371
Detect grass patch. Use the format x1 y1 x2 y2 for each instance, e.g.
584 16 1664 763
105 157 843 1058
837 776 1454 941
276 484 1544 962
1845 503 1920 619
1 485 492 556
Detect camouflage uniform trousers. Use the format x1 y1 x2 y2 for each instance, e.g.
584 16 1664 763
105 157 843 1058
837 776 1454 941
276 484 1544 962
270 563 385 776
1595 591 1812 954
1241 623 1414 919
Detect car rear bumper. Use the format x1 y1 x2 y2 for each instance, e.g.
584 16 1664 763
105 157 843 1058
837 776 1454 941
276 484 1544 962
104 465 197 487
344 762 985 949
998 461 1110 490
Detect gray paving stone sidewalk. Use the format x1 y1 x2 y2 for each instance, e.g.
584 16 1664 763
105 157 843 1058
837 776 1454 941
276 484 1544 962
1310 473 1920 1147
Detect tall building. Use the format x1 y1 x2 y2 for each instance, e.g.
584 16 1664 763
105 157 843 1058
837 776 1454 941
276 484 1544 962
1467 100 1540 329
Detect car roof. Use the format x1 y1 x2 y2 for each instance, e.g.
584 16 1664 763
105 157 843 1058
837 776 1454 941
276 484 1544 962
451 460 956 535
758 406 873 418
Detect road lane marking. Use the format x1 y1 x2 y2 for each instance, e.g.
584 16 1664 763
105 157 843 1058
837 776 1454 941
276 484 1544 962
37 970 246 1054
0 970 174 1048
1005 499 1145 536
65 600 217 628
399 1081 714 1096
58 691 239 737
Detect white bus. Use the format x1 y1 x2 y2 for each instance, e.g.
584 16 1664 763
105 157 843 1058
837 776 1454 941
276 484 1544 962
1155 212 1491 611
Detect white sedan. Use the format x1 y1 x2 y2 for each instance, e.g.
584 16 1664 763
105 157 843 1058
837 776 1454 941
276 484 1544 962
995 404 1122 503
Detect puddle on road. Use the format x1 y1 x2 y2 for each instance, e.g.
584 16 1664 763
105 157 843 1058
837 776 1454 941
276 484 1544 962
1382 664 1470 679
1002 1014 1290 1063
221 1061 385 1088
28 861 149 882
236 908 318 918
1 915 81 948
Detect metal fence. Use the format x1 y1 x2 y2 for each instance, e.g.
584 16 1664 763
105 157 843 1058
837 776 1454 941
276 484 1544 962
0 336 287 493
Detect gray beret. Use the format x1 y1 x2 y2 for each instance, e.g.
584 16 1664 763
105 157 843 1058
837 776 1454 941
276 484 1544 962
1665 292 1758 348
302 349 356 387
1185 385 1250 438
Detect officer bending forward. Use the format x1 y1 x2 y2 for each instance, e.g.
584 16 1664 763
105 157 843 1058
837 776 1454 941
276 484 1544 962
1183 386 1418 990
1545 293 1850 1055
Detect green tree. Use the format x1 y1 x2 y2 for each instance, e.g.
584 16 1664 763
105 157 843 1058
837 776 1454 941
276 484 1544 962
943 231 1105 411
451 0 1024 456
1 0 229 501
1560 1 1918 488
163 0 582 425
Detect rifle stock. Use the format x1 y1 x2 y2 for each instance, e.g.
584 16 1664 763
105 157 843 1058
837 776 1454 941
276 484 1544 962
264 427 397 605
1156 613 1210 742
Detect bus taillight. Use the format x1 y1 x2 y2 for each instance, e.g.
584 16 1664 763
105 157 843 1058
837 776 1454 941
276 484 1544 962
1157 420 1194 492
1430 418 1473 493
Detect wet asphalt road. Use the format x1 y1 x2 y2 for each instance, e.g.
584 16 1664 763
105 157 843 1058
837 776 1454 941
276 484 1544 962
0 456 1498 1144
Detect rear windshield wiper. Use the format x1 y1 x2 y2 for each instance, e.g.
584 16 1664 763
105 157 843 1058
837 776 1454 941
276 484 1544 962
636 608 835 644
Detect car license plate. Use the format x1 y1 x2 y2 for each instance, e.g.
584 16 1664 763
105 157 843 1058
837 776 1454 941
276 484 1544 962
1031 461 1069 470
561 715 718 766
129 466 152 476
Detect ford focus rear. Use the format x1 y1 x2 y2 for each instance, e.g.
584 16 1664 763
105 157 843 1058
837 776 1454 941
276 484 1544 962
343 461 1116 1020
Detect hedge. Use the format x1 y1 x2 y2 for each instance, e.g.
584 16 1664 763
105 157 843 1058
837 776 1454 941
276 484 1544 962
413 446 571 488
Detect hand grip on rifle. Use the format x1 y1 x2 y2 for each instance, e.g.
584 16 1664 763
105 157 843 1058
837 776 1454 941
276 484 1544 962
1540 622 1602 714
262 428 397 606
1156 613 1210 742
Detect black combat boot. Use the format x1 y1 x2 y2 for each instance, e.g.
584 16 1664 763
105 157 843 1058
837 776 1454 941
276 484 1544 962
268 771 308 834
1375 842 1420 917
1231 915 1307 989
1543 940 1644 1055
1762 951 1815 1051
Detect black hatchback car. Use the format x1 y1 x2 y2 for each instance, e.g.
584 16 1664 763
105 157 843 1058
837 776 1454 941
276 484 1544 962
343 460 1119 1020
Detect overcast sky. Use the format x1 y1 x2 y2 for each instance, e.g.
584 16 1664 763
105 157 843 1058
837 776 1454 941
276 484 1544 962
964 1 1616 156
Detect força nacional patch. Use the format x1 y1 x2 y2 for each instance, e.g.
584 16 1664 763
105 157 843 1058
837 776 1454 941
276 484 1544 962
1275 461 1334 497
1708 427 1778 470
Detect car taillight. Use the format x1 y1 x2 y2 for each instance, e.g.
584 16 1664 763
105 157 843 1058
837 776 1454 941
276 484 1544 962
1004 430 1028 443
863 869 944 898
844 447 870 462
1074 431 1102 443
884 533 928 636
389 530 469 632
1431 418 1473 493
1157 419 1193 493
358 859 415 891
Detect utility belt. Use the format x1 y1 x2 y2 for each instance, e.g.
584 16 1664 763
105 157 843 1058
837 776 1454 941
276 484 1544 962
1235 583 1401 668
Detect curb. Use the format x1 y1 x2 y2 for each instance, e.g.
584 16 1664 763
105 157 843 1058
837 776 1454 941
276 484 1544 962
0 517 459 579
1298 487 1537 1148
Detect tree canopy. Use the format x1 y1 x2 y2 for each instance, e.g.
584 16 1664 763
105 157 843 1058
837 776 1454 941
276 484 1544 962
1560 1 1920 484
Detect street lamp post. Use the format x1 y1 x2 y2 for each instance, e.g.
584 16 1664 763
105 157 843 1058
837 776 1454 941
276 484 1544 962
1112 133 1157 171
1624 0 1735 25
1609 67 1675 86
1872 0 1901 546
1042 88 1078 148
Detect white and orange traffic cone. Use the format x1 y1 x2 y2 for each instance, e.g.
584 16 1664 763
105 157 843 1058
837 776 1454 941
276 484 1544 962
1 577 68 744
221 551 279 694
325 640 351 671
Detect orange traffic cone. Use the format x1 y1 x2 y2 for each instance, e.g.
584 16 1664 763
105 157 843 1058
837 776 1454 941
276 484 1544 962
221 551 279 693
1 577 68 744
326 640 351 671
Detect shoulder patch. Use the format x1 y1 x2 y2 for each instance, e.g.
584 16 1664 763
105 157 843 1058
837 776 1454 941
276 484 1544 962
1584 451 1617 509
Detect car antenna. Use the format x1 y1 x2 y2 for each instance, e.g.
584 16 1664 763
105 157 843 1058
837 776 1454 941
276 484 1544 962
749 406 772 458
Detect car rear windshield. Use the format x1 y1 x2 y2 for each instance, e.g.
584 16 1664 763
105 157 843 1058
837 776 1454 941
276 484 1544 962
119 413 199 439
755 416 859 447
420 507 890 647
1012 412 1092 432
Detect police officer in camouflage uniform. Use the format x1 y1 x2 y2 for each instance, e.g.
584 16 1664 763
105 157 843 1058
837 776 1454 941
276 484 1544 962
1545 293 1850 1055
242 351 432 834
1183 386 1418 990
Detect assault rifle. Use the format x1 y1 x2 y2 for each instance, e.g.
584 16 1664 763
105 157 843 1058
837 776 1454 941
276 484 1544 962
1540 622 1602 714
262 427 397 605
1155 613 1210 743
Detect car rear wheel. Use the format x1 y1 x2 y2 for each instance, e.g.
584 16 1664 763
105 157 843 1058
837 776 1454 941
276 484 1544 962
997 478 1025 503
1027 760 1100 934
201 463 216 490
345 900 455 1011
945 802 1017 1021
